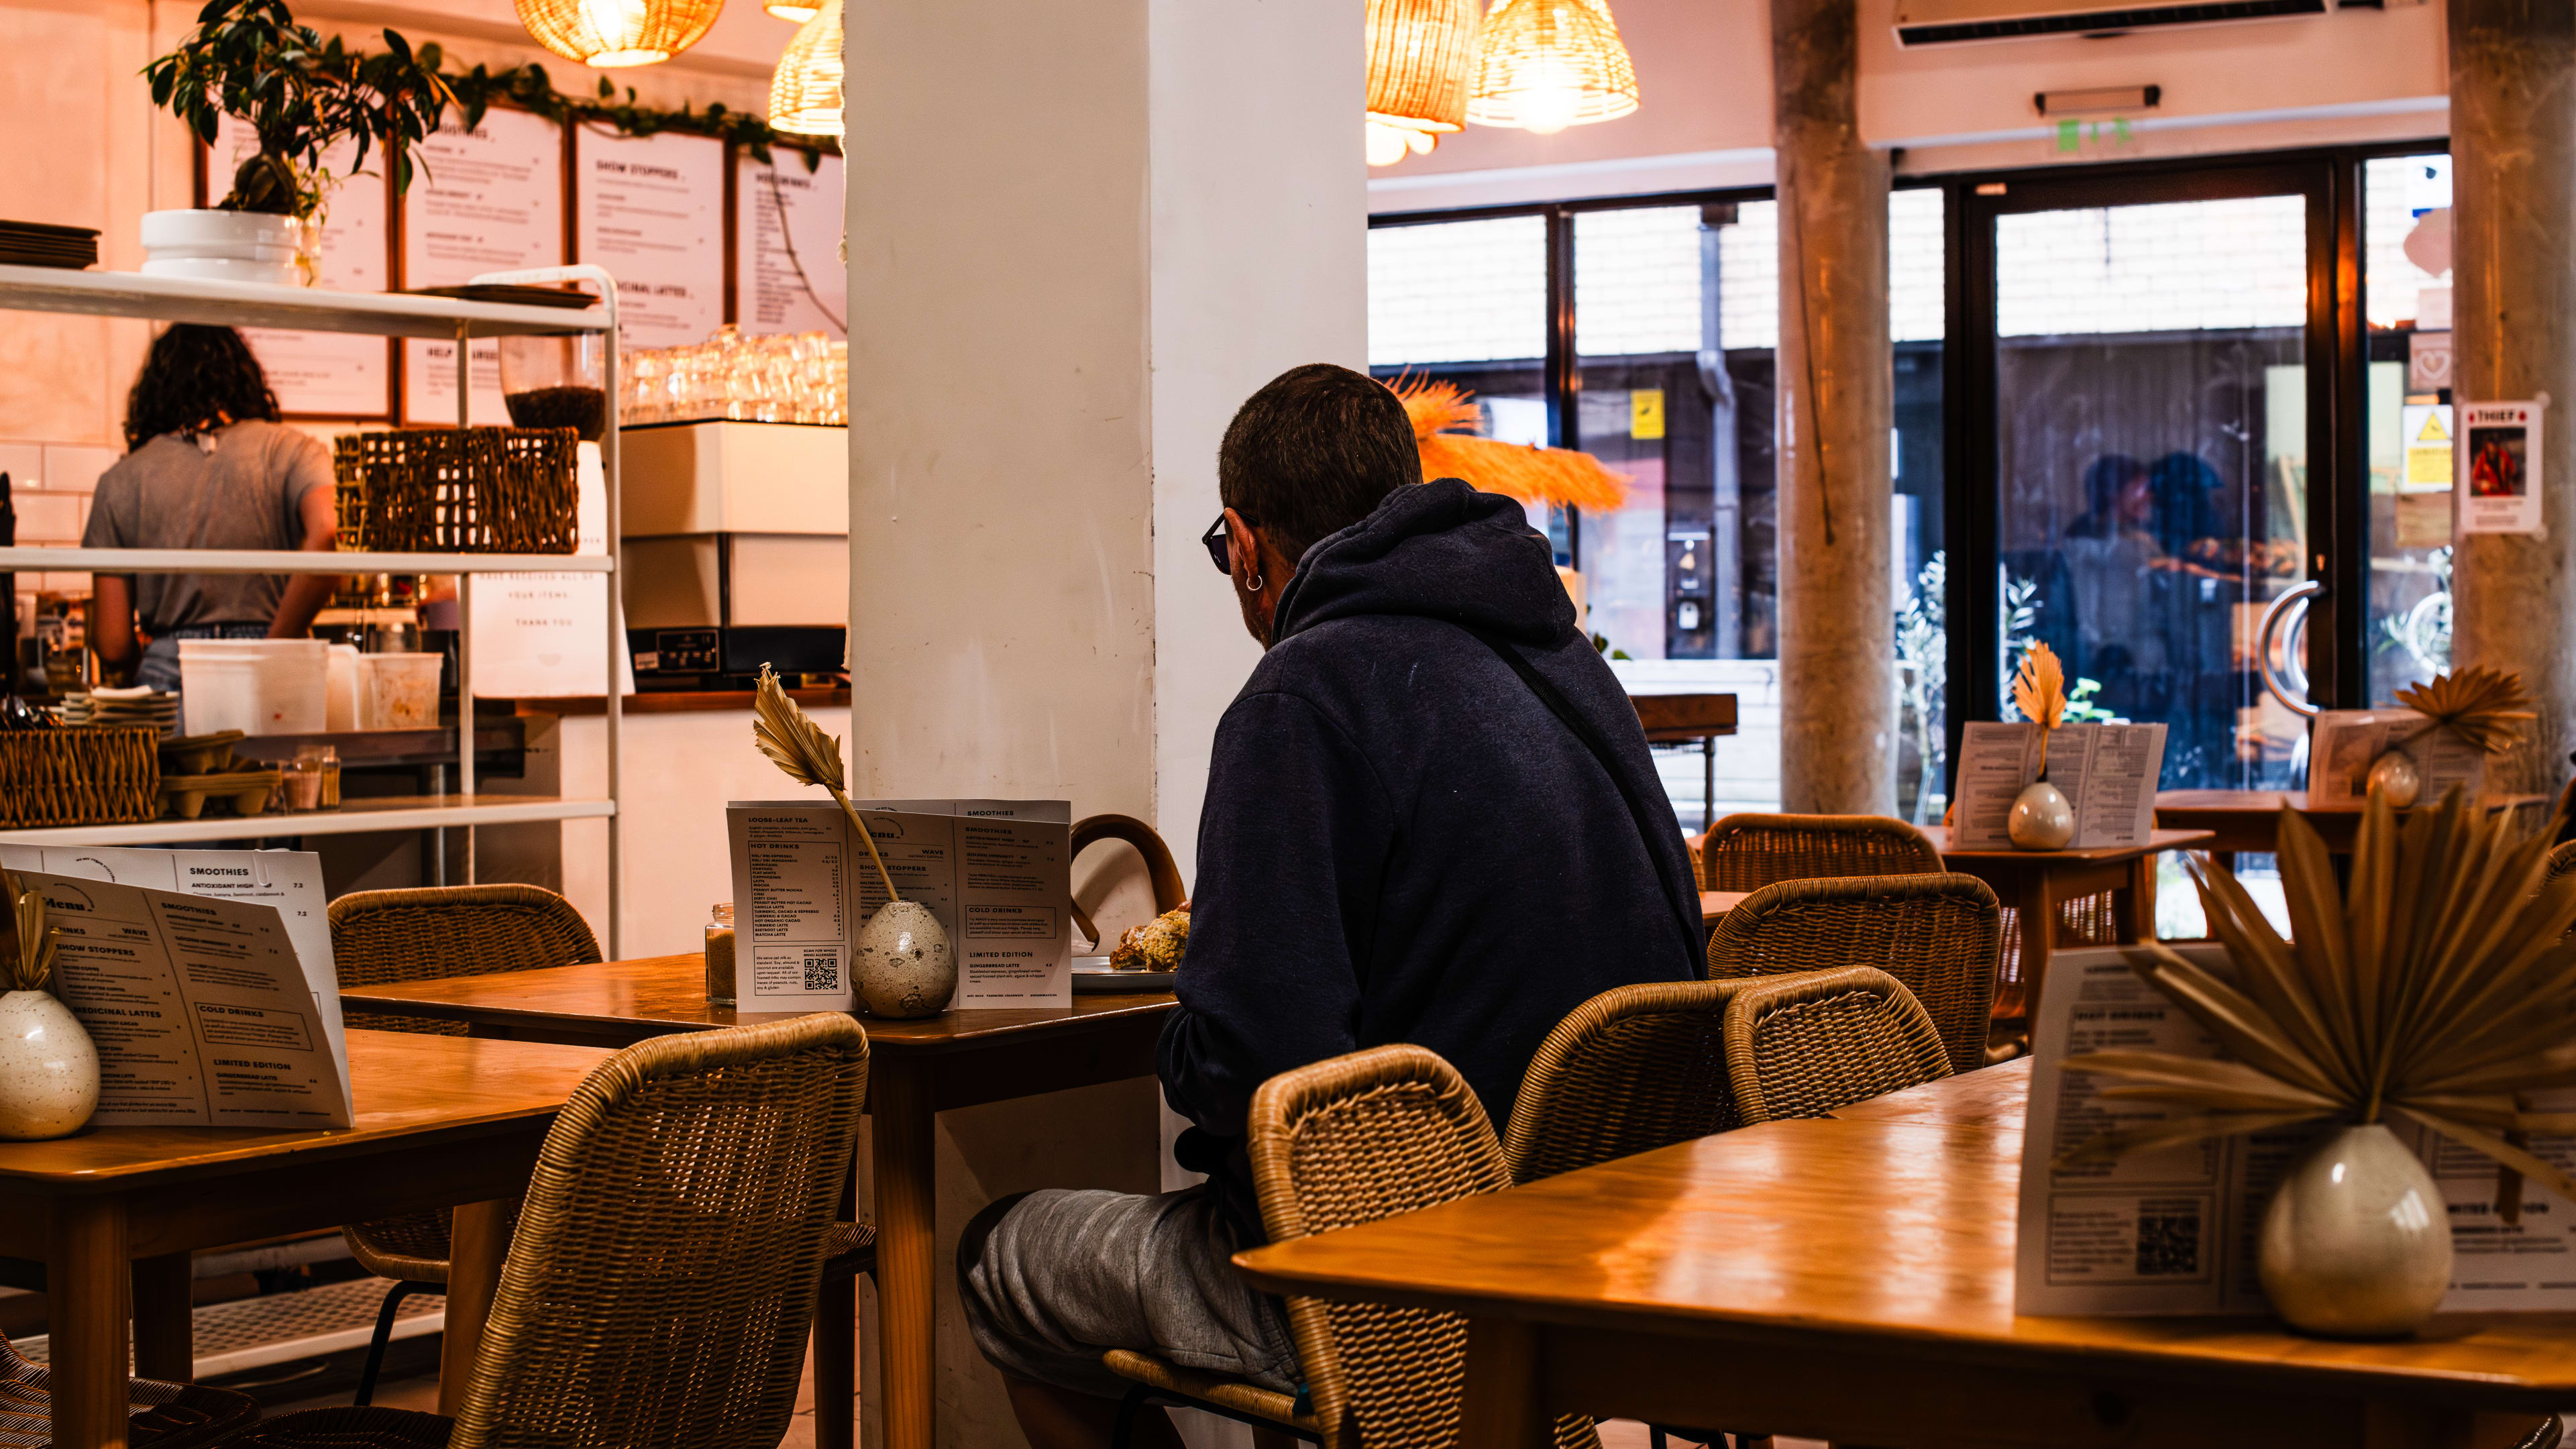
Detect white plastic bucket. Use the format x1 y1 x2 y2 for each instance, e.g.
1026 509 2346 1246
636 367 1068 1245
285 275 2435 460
356 653 443 730
177 639 328 736
326 644 360 732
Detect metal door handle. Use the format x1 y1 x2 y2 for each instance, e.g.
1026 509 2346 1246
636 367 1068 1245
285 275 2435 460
2256 579 2324 719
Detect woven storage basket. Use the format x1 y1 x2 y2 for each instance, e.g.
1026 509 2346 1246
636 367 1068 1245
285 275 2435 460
335 427 579 554
0 724 160 828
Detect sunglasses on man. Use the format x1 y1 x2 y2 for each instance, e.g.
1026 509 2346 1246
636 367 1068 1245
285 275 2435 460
1202 512 1259 574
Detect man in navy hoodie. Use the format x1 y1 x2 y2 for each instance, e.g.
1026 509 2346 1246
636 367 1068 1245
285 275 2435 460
960 364 1701 1449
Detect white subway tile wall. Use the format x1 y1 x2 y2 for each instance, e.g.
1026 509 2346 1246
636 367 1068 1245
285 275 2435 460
11 492 84 543
1889 187 1945 344
1994 195 2308 338
0 442 41 490
39 444 117 494
1368 214 1548 366
1716 201 1779 353
1575 207 1703 358
2364 153 2450 331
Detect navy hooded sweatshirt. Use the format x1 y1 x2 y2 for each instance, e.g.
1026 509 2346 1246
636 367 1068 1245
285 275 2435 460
1157 478 1705 1237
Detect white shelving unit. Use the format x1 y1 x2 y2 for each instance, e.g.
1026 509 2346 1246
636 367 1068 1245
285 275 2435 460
0 264 626 955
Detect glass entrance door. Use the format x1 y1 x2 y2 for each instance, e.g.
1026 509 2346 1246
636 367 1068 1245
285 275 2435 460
1955 164 2334 792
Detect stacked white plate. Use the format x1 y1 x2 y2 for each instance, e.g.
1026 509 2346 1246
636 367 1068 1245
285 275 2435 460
60 688 182 739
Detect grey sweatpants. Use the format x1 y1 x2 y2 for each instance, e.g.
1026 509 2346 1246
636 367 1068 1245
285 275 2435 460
957 1185 1300 1400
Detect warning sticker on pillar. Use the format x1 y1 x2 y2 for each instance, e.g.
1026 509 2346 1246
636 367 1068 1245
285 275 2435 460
2456 399 2545 535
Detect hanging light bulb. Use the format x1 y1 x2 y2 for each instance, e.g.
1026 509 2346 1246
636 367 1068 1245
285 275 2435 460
516 0 723 66
770 0 845 139
766 1 820 19
1366 121 1441 166
1467 0 1640 135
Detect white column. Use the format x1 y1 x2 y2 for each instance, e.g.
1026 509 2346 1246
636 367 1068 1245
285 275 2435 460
846 2 1362 1446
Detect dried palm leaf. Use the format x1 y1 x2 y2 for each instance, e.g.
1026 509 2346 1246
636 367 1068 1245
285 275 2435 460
2061 789 2576 1211
2394 665 2537 756
751 663 902 904
1393 376 1630 512
3 871 56 994
2010 641 2066 731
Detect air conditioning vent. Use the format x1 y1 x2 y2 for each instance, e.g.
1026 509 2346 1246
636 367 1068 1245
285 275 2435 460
1894 0 2323 46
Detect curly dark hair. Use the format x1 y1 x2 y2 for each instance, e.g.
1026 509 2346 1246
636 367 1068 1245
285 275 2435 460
123 324 282 449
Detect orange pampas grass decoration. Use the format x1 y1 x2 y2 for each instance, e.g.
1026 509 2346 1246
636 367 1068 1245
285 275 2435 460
1393 376 1629 513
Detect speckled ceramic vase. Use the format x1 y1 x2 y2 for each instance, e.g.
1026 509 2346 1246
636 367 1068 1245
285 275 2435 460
2259 1123 2452 1338
2007 778 2076 851
0 991 99 1140
852 900 955 1019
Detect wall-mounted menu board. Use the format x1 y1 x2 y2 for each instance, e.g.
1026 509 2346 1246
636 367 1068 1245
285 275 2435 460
734 152 845 338
399 106 566 425
207 117 395 419
574 125 725 351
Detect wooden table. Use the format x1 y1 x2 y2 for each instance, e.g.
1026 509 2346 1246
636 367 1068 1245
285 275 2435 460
2155 790 2554 857
1700 890 1744 926
1634 694 1739 833
0 1030 612 1449
1920 824 2214 1022
343 955 1176 1449
1236 1068 2576 1449
1831 1055 2030 1128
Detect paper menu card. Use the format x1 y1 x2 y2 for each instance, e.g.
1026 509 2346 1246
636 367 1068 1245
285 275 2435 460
726 800 1073 1012
1949 722 2169 851
2016 946 2576 1316
2308 710 2485 806
1 846 347 1095
18 870 352 1128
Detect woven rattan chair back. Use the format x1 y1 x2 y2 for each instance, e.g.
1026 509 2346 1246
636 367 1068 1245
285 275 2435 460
2548 839 2576 887
446 1013 868 1449
1247 1046 1597 1449
1698 812 1943 892
1501 980 1754 1183
330 884 602 1034
1724 967 1953 1124
1705 874 2000 1074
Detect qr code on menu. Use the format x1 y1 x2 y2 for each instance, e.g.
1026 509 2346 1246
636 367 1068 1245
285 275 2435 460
802 951 840 993
2133 1201 2203 1277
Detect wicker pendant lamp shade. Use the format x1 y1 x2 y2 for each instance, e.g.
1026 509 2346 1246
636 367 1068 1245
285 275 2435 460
1467 0 1640 136
1368 0 1481 133
769 0 845 139
515 0 722 67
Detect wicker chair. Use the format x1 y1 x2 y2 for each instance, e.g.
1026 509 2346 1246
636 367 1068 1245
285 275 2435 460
1705 874 2001 1075
330 883 603 1035
239 1013 870 1449
0 1330 258 1448
1502 979 1754 1183
2548 838 2576 887
1725 966 1953 1123
1071 812 1187 947
1107 1046 1599 1449
1697 812 1943 892
329 885 604 1405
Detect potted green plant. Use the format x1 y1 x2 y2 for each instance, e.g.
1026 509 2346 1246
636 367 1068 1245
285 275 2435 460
142 0 460 286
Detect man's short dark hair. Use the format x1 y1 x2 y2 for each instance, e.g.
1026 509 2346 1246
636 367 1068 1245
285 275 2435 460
1218 364 1418 566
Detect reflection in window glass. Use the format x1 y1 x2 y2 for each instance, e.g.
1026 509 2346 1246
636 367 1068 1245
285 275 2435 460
1992 193 2309 791
2363 154 2453 705
1890 186 1946 822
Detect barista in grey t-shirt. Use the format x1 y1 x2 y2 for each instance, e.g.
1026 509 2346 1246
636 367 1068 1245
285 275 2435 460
83 325 341 690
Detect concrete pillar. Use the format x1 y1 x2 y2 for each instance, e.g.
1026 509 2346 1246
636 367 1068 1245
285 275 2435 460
845 2 1364 1447
1772 0 1894 814
2449 0 2576 796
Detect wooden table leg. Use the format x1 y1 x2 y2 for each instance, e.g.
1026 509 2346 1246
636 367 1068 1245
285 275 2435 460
48 1196 131 1449
2016 871 2055 1019
130 1251 193 1382
872 1056 937 1449
814 1152 860 1449
1456 1316 1550 1449
2114 854 2155 945
439 1199 511 1416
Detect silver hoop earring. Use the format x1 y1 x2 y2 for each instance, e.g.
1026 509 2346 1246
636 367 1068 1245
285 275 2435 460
1246 573 1265 593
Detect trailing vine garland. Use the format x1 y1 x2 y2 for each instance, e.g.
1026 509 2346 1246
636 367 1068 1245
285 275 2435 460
443 62 836 171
